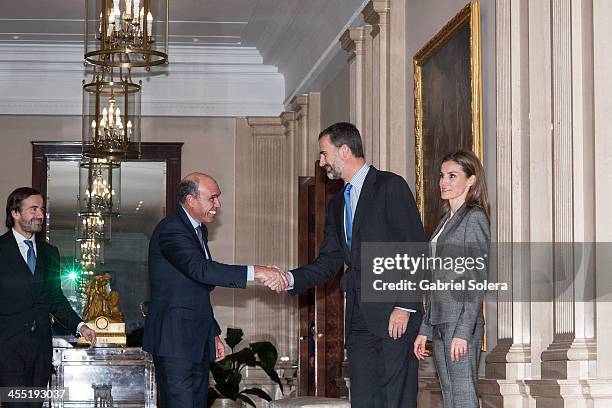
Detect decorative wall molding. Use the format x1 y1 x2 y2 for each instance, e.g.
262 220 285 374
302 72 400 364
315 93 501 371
0 44 285 117
234 116 298 363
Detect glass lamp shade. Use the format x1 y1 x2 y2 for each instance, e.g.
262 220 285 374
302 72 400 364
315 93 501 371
85 0 169 68
82 78 141 161
79 159 121 217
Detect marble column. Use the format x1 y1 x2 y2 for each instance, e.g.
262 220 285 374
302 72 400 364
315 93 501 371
340 27 366 132
387 0 407 179
290 93 320 177
483 0 532 386
540 0 597 382
363 0 387 170
594 0 612 388
361 0 406 175
525 0 554 382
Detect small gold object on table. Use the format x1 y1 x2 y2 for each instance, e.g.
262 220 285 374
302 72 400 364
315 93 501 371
78 273 126 346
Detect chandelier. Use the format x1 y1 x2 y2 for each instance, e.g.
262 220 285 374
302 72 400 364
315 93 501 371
85 0 169 69
79 159 121 216
82 67 141 160
75 214 105 308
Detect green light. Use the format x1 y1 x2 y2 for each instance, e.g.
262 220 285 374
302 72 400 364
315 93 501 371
62 263 82 282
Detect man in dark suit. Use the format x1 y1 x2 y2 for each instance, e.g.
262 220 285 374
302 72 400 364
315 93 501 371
284 123 425 408
0 187 97 406
143 172 287 408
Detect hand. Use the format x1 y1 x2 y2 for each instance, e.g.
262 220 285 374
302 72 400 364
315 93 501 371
215 336 225 362
267 265 291 291
388 308 410 339
254 265 288 293
450 337 468 362
79 325 97 348
414 335 430 360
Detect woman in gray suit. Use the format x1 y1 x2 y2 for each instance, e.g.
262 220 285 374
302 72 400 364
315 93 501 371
413 149 490 408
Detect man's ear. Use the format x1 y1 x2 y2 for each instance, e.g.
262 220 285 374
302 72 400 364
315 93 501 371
339 144 350 158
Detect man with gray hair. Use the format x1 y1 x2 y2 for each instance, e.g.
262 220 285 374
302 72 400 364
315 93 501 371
143 172 286 408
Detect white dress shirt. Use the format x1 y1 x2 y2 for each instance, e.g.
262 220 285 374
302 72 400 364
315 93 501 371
12 228 37 263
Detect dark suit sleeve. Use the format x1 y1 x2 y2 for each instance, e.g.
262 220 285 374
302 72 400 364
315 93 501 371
47 246 82 333
453 210 490 341
158 221 248 288
385 175 426 312
288 200 345 294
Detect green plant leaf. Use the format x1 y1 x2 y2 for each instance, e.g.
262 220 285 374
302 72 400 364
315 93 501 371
255 361 284 393
233 348 257 366
236 393 256 407
250 341 278 371
242 387 272 402
207 387 220 408
225 328 244 349
215 371 242 399
210 361 236 385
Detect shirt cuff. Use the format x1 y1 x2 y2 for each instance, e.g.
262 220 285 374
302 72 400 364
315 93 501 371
247 265 254 281
76 321 86 336
286 271 295 291
395 307 416 313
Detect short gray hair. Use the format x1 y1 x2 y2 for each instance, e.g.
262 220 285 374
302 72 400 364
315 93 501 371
178 179 199 204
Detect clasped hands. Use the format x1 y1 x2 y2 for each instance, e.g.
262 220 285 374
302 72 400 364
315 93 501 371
254 265 290 293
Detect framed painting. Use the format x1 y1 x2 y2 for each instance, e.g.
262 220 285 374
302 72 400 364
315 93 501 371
413 1 483 238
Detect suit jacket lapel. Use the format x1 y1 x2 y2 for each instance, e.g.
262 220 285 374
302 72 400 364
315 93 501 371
32 239 47 288
351 166 376 240
436 203 469 243
201 224 212 260
2 232 34 276
430 213 450 241
332 193 350 259
177 208 207 257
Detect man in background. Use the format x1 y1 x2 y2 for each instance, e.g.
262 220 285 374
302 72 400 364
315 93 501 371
0 187 96 407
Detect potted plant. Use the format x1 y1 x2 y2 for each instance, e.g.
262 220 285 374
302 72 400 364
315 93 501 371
208 328 284 407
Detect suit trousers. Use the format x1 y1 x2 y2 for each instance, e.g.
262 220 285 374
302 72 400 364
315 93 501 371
0 332 51 408
346 300 418 408
431 321 484 408
153 340 211 408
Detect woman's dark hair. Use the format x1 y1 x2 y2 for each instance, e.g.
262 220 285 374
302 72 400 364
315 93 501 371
6 187 42 228
440 150 490 221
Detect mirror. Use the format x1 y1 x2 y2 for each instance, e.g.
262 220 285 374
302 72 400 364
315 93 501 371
32 142 182 345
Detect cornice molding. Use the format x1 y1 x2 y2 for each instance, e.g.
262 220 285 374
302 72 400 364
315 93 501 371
0 44 284 117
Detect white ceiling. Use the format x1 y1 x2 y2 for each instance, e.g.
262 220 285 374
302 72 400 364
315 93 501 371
0 0 366 101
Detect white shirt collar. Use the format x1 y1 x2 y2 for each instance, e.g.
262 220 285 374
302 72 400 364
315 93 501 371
181 206 200 229
12 228 35 244
346 163 370 194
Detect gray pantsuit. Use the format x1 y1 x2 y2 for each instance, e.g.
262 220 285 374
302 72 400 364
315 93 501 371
432 321 484 408
419 204 490 408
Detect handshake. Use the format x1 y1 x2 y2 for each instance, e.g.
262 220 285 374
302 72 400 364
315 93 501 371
254 265 291 293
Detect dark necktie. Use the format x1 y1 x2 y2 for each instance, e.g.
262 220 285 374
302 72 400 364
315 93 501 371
24 240 36 274
196 225 211 260
344 183 353 249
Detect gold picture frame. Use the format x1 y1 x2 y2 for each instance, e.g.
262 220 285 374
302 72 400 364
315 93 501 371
413 1 483 238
